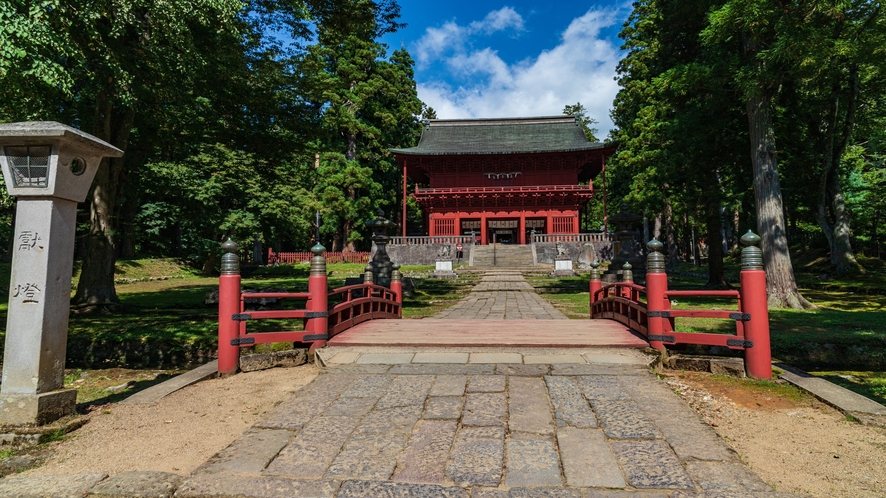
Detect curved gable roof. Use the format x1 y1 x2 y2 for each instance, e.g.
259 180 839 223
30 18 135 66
391 116 607 156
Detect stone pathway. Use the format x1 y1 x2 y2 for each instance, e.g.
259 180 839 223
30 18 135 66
157 356 801 497
431 272 567 320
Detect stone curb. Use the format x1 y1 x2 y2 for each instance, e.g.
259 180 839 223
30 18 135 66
775 363 886 419
118 360 218 405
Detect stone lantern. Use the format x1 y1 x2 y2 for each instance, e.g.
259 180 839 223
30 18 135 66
366 209 396 286
0 122 122 425
603 203 646 283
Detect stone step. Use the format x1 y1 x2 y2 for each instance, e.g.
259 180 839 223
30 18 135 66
472 245 534 267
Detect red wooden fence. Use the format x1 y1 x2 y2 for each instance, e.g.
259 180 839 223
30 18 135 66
267 248 370 265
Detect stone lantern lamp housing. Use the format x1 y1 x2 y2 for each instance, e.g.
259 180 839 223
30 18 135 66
0 122 122 425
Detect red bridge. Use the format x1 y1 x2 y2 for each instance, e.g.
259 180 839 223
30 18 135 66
216 233 772 380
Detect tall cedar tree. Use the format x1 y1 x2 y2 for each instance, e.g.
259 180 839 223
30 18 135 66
301 0 422 250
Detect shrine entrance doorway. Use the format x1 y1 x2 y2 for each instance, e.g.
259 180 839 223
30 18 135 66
487 219 519 244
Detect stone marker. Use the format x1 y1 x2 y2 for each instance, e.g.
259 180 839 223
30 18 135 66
0 122 122 425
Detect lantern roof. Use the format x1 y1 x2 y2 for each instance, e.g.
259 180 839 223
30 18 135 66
0 121 122 157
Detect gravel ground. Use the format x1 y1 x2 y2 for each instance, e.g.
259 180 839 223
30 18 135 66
23 364 318 476
668 372 886 498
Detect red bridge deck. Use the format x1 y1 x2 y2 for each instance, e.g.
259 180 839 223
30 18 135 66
327 319 648 348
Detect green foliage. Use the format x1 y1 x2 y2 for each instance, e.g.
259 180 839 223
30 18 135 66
0 0 425 282
562 102 599 142
298 4 423 249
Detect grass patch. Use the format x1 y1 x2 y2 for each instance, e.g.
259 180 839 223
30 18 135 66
37 428 67 444
704 374 814 403
525 276 590 318
401 274 479 319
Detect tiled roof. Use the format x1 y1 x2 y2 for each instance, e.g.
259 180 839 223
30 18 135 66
391 116 606 155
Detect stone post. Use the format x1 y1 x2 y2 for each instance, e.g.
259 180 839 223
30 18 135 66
0 122 122 425
364 264 375 284
739 231 771 379
645 239 667 351
218 239 242 376
602 203 645 282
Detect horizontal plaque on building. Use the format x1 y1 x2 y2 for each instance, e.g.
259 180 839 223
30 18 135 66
488 220 519 229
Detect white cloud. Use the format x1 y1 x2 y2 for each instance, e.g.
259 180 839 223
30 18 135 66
470 7 524 34
413 7 525 66
414 7 624 137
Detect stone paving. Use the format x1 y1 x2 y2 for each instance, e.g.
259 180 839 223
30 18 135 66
431 272 567 320
171 358 800 497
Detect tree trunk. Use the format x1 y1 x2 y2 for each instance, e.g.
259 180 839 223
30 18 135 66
745 92 815 309
705 205 727 287
664 201 679 267
73 94 135 306
815 66 862 274
705 171 728 287
732 207 741 252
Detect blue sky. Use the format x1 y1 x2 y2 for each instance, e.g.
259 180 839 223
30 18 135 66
381 1 631 136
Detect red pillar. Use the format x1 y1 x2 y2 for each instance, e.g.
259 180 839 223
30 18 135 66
740 231 771 379
589 262 602 315
645 240 667 351
480 213 487 245
428 214 435 237
402 163 408 237
218 239 241 376
518 214 526 244
307 244 328 353
391 263 403 317
601 155 608 233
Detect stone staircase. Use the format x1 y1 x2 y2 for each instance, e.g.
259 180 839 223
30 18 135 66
468 244 538 270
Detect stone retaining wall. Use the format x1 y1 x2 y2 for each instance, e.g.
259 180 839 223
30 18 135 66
533 241 614 267
376 243 473 266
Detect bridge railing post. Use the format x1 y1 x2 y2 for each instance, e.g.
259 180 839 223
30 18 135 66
363 263 375 284
621 262 633 300
308 243 328 353
391 263 403 317
739 231 771 379
588 260 601 315
645 239 667 351
218 238 241 375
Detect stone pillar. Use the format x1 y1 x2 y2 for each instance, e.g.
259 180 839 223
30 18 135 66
0 121 122 425
2 199 78 397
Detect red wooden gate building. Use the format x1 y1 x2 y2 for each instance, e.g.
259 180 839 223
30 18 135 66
391 116 616 244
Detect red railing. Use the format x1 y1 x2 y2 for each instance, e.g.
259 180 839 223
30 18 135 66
267 249 370 265
589 237 771 379
217 245 401 375
327 284 401 337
